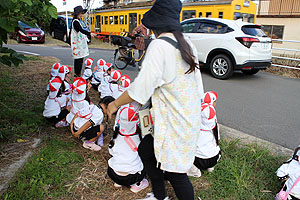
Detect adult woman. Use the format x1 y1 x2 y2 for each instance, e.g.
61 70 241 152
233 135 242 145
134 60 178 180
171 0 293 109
107 0 204 199
71 6 97 77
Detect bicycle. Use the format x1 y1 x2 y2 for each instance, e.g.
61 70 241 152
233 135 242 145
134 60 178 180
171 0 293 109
111 31 151 70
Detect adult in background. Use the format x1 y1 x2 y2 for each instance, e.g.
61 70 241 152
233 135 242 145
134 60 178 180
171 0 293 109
71 6 97 77
132 23 151 67
107 0 204 199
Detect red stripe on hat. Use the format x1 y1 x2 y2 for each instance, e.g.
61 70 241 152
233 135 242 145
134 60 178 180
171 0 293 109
208 106 216 120
53 63 60 70
204 93 211 104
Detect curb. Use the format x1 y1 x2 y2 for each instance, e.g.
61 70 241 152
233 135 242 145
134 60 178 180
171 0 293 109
219 124 293 156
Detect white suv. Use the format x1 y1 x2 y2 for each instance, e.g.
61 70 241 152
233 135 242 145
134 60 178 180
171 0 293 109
181 18 272 79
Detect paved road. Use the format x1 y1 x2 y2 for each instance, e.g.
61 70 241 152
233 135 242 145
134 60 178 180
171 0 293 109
5 44 300 149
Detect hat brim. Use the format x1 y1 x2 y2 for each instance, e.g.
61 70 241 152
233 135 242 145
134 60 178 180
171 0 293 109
119 120 137 136
74 9 87 16
142 10 183 32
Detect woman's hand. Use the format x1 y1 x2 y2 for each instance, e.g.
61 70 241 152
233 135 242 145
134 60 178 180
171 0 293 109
91 32 97 38
107 101 119 120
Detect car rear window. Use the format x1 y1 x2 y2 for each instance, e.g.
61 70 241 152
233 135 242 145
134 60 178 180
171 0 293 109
242 25 266 37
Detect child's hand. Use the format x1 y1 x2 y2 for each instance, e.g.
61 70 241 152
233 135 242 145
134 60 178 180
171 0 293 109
107 101 118 120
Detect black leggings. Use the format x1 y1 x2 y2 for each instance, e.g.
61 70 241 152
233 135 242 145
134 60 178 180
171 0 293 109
45 109 69 125
138 135 194 200
74 58 84 76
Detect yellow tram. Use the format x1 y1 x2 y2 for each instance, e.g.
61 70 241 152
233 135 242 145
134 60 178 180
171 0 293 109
85 0 257 36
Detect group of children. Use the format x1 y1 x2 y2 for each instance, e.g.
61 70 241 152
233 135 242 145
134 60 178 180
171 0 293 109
42 60 300 199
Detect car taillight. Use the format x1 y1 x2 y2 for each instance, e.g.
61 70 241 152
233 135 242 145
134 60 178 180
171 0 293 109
236 37 260 48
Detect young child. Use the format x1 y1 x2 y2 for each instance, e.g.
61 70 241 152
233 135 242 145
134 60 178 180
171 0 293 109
275 146 300 200
98 63 114 99
47 63 61 93
112 75 131 99
102 70 122 98
70 96 115 151
108 103 149 193
66 77 90 125
82 58 94 80
91 59 106 90
43 77 70 127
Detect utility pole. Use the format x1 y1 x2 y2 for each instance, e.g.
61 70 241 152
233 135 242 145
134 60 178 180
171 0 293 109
63 0 69 36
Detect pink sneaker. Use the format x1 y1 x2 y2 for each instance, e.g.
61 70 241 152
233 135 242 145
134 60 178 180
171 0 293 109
55 120 69 128
83 141 101 151
130 178 149 193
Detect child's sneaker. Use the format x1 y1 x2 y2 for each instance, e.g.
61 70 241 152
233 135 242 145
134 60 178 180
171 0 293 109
55 120 69 128
83 141 101 151
207 167 214 173
187 164 201 177
114 183 122 188
136 193 169 200
130 178 149 193
97 134 104 146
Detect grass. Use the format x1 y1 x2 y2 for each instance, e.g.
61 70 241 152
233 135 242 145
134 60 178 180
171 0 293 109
2 136 83 200
193 139 284 200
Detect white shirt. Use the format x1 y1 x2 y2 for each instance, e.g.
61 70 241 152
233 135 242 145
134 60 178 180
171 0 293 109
112 86 126 99
108 134 143 174
195 129 220 159
98 73 112 98
66 100 89 124
82 68 93 80
74 105 104 131
91 71 104 85
127 33 204 173
276 153 300 199
43 95 67 118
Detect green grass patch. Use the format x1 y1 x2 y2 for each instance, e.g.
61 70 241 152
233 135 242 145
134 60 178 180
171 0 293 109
0 70 45 141
3 137 83 200
194 139 284 200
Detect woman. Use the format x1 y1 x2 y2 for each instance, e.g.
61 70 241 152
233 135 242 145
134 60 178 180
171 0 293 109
107 0 204 199
71 6 97 77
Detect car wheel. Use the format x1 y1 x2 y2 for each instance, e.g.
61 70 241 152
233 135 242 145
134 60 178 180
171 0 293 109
17 35 21 43
63 34 67 42
242 69 260 75
51 31 55 38
210 54 234 80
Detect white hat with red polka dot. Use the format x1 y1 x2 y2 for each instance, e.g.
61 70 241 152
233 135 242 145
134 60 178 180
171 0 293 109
49 77 62 99
200 103 217 131
110 70 122 82
84 58 94 69
71 77 87 102
202 91 218 105
103 63 113 72
118 104 139 136
119 75 131 88
97 59 106 71
57 65 71 81
50 63 61 77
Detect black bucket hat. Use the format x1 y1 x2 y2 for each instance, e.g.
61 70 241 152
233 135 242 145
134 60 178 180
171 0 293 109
73 6 87 16
142 0 183 32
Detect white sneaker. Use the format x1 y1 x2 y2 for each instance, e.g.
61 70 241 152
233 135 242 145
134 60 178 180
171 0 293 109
207 167 214 173
130 178 149 193
114 183 122 188
187 165 202 177
82 141 101 151
136 193 169 200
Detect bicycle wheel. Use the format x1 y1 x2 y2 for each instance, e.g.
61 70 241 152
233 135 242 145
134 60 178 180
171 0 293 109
114 48 132 70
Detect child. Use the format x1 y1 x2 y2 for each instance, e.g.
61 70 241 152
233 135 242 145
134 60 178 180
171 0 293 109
47 63 61 93
275 146 300 200
112 75 131 99
43 77 70 127
202 91 218 107
98 63 114 99
66 77 90 124
91 59 106 90
108 103 149 193
70 96 115 151
103 70 122 98
82 58 94 80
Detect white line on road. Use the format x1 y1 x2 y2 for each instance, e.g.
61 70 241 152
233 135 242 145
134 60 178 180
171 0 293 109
16 50 40 56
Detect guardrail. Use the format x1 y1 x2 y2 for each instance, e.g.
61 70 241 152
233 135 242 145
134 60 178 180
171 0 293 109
271 39 300 70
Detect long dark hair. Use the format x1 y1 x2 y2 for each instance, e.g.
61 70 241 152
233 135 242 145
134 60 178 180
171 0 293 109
213 123 219 145
172 30 199 74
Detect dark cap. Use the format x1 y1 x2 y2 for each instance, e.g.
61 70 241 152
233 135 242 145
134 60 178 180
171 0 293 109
73 6 87 16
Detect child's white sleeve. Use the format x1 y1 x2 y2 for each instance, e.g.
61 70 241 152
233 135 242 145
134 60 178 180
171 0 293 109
57 96 67 107
276 163 290 179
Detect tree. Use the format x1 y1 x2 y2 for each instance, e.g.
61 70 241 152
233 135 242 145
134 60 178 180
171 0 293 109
0 0 57 67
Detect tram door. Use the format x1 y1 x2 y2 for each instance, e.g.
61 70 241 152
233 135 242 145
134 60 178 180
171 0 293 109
129 13 137 33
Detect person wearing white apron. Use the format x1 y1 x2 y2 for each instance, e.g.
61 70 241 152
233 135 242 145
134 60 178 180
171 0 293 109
71 6 96 77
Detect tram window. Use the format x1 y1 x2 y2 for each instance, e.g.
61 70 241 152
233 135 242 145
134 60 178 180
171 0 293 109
182 22 197 33
199 12 202 18
139 14 141 24
125 15 128 25
206 12 212 18
219 12 223 19
182 10 196 21
120 15 124 24
102 16 103 24
105 16 108 25
114 16 118 25
96 15 100 28
109 16 113 24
